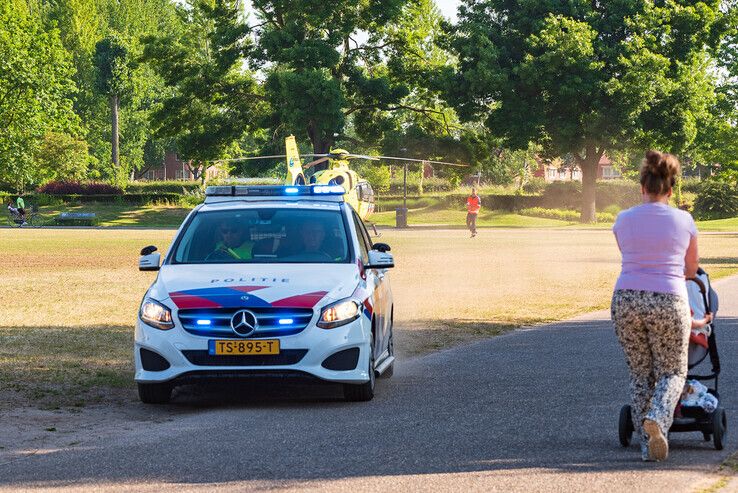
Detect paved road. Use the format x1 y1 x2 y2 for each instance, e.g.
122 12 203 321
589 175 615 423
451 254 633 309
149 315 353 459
2 277 738 492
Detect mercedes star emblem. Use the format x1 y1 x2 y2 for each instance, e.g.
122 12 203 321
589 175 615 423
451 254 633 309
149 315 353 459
230 309 258 337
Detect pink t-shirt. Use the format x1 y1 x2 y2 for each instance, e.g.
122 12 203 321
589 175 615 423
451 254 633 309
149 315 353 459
613 202 697 298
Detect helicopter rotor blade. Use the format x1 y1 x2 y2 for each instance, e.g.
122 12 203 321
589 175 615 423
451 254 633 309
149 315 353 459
344 154 381 161
373 156 469 167
216 155 287 162
303 156 331 169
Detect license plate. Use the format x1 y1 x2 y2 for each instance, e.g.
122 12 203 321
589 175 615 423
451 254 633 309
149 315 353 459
208 339 280 355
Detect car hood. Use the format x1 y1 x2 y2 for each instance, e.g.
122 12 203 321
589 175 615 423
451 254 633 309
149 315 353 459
150 263 361 310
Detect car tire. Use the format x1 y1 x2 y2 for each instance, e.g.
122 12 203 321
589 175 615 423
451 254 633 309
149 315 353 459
343 336 375 402
138 382 173 404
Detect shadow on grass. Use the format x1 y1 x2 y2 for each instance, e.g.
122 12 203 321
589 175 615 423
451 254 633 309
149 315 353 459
0 325 133 409
701 256 738 266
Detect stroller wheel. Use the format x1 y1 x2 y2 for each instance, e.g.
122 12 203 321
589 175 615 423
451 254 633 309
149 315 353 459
713 408 727 450
619 405 634 447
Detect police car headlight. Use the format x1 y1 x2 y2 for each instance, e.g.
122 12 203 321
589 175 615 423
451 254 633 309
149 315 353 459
140 299 174 330
318 299 360 329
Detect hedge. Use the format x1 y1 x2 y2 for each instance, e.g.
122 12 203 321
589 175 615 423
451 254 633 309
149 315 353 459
3 192 182 206
376 193 543 212
539 180 641 210
37 181 123 195
126 180 202 194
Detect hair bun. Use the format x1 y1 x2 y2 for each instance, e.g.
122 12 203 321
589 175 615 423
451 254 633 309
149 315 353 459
640 150 680 195
645 150 668 177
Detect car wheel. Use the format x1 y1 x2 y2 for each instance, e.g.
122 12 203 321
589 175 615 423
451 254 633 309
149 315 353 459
138 382 173 404
343 335 375 402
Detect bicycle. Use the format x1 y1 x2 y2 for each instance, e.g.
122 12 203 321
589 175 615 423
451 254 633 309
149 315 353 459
6 205 42 227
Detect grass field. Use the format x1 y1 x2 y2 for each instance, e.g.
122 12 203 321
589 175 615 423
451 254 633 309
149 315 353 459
1 228 737 408
25 200 738 231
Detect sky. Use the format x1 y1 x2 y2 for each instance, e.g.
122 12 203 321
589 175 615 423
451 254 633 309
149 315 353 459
435 0 460 23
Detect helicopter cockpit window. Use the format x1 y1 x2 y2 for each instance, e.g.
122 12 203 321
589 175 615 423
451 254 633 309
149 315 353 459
172 208 351 264
357 182 375 203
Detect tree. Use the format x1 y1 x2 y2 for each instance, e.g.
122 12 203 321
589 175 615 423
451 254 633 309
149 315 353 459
34 132 90 182
0 0 80 192
449 1 730 221
142 0 264 182
94 34 132 176
251 0 451 159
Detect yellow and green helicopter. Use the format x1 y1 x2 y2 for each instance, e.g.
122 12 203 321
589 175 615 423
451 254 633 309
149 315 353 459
237 135 467 220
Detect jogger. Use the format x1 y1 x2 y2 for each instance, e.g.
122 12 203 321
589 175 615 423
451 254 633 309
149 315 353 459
612 289 691 460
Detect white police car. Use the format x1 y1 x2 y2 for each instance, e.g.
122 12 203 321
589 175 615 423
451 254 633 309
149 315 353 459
135 185 395 403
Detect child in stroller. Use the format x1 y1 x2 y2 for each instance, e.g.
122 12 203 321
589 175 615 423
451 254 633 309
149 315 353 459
619 267 727 450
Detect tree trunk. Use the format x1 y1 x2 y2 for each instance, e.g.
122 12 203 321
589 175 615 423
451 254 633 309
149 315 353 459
307 121 333 171
110 94 119 169
579 148 603 223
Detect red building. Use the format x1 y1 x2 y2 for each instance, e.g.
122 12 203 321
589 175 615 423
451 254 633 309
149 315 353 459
137 152 226 181
533 154 621 182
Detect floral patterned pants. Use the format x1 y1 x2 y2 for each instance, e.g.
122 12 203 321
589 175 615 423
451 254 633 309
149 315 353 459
611 289 691 459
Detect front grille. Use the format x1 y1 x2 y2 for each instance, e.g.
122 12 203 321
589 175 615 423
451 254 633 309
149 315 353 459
178 307 313 338
182 349 308 366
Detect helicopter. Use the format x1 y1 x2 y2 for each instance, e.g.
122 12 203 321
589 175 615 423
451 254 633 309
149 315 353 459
233 135 467 220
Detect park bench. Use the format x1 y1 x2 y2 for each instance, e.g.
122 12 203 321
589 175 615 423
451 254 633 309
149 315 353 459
56 212 97 226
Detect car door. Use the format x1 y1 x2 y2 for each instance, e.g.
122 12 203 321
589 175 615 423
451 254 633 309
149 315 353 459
351 211 388 358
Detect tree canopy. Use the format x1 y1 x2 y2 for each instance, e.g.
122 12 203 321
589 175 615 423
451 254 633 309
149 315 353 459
0 0 80 191
449 0 730 221
142 0 265 182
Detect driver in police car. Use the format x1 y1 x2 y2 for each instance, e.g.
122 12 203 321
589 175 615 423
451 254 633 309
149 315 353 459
212 220 254 260
300 220 326 254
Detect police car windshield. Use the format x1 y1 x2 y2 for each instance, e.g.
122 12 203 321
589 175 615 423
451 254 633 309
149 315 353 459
172 208 351 264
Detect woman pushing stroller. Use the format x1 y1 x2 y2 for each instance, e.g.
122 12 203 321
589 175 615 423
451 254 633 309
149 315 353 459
611 150 699 461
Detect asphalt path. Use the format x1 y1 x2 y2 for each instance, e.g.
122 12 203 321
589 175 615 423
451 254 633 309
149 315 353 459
3 277 738 492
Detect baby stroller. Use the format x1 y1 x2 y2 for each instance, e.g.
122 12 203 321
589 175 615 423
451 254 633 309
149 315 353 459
618 268 727 450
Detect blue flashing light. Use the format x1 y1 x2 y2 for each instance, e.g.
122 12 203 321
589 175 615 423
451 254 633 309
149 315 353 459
196 319 212 326
312 185 345 195
278 318 294 325
284 187 299 194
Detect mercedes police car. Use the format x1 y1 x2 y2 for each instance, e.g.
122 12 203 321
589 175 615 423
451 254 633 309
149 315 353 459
135 185 395 403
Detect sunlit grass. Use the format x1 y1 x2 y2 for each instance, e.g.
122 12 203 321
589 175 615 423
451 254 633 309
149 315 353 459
1 228 737 406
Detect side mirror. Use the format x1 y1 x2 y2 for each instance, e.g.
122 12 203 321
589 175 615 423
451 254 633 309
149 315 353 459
139 245 161 271
373 242 391 253
366 249 394 270
141 245 158 256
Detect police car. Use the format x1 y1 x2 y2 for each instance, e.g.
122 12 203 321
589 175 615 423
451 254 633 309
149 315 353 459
135 185 395 403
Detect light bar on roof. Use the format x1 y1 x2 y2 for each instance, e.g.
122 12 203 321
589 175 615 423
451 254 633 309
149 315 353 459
204 185 345 197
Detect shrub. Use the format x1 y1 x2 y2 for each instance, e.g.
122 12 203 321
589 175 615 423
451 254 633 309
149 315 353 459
355 165 390 193
37 181 122 195
681 177 702 194
388 175 455 194
603 204 622 216
522 177 546 194
538 180 640 210
692 180 738 220
596 180 641 209
126 180 201 194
